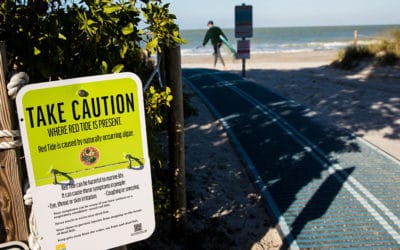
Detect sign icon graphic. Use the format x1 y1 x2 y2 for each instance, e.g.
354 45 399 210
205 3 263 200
80 146 100 166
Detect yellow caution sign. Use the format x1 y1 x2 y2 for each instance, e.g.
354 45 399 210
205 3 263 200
17 73 154 250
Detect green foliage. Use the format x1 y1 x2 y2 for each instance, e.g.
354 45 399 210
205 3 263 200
375 29 400 65
144 84 173 225
334 28 400 69
334 45 374 69
145 85 173 126
0 0 142 80
378 29 400 55
1 0 183 223
0 0 185 81
141 1 186 53
144 85 172 164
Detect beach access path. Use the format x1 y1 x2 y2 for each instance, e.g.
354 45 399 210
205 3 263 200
182 66 400 249
179 50 400 249
183 50 400 160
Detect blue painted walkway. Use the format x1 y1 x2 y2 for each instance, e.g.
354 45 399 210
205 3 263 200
183 68 400 249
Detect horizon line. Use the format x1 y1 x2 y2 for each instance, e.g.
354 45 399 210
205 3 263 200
179 23 400 31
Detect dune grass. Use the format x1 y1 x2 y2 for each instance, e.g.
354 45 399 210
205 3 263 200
334 28 400 69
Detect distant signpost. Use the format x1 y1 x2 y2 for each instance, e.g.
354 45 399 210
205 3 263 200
235 4 253 77
235 4 253 38
237 39 251 59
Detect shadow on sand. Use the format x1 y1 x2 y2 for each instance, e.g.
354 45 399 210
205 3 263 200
237 64 400 141
134 64 399 249
179 65 400 248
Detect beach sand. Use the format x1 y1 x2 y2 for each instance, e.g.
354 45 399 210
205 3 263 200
182 50 400 249
183 92 283 249
182 50 339 70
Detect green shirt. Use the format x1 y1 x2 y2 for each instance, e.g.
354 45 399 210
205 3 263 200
202 26 227 46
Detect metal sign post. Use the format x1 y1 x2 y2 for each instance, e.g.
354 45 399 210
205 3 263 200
237 39 251 77
235 4 253 77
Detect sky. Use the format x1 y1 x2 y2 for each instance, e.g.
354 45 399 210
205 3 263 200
166 0 400 30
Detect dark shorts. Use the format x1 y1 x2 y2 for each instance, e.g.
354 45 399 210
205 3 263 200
213 42 222 55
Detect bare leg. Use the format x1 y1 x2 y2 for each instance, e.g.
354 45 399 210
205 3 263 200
216 44 226 68
218 52 225 67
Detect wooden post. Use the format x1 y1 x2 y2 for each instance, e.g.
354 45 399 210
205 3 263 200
164 45 187 233
353 30 358 47
0 42 29 242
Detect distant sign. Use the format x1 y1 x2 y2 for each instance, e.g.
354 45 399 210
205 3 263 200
237 40 251 59
16 73 155 250
235 4 253 38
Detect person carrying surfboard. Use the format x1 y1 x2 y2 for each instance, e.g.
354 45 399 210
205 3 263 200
202 20 227 69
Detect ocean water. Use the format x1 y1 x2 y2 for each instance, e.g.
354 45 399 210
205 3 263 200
180 25 400 56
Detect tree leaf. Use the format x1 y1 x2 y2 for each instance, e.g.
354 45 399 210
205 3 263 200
101 61 108 74
119 44 128 59
87 19 96 26
103 5 120 14
121 23 134 35
38 35 48 41
146 37 158 52
112 64 124 73
58 33 67 40
34 47 41 56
